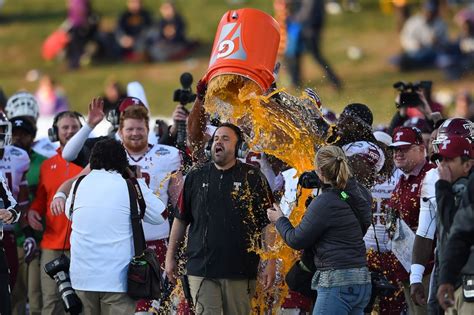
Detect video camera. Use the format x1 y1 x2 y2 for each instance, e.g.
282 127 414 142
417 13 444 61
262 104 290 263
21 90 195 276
393 81 432 108
44 254 82 315
173 73 197 105
298 171 323 189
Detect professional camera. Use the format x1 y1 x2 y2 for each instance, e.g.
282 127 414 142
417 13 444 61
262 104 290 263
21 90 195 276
364 271 398 313
173 72 197 105
44 254 82 315
298 171 322 189
393 81 431 108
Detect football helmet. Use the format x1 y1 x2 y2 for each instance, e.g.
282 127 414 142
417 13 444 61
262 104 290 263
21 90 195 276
5 92 39 120
433 118 474 152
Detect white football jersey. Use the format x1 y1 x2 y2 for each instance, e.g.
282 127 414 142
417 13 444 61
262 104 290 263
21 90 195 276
240 152 278 191
32 137 59 158
364 168 403 252
126 144 182 241
0 145 30 199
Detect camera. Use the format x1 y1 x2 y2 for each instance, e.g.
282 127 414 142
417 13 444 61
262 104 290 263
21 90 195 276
173 72 197 105
393 81 431 108
44 254 82 315
298 171 322 189
364 271 398 313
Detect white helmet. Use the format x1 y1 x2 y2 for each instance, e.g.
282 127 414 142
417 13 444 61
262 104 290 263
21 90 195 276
5 92 39 121
0 112 12 149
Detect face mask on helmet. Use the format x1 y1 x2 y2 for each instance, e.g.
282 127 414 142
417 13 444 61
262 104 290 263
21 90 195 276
0 115 12 149
5 92 40 120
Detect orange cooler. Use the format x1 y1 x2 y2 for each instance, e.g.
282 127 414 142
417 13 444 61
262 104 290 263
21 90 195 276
205 8 280 91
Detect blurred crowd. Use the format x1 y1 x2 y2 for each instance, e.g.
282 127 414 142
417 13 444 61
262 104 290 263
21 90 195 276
0 1 474 315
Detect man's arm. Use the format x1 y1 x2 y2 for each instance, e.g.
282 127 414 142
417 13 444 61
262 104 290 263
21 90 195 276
62 97 105 162
165 218 188 285
167 171 184 208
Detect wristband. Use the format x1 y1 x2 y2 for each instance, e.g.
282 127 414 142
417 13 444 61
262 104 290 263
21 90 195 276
53 192 67 200
7 209 19 224
410 263 425 284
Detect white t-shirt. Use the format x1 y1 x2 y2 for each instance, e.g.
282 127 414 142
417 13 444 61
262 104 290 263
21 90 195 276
66 170 165 293
416 167 438 239
364 169 403 252
127 144 181 241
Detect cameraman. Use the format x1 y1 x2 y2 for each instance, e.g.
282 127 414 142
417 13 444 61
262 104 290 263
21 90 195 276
388 81 443 135
65 138 166 315
267 145 373 315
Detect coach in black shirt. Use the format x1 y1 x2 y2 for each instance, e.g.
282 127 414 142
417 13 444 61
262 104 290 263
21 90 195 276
165 123 275 315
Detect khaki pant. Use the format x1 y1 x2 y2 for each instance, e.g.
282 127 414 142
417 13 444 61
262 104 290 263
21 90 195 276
188 276 256 315
11 247 42 315
41 249 69 315
446 286 474 315
402 273 431 315
75 290 136 315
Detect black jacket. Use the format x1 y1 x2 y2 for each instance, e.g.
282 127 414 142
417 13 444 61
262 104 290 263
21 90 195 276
275 178 372 270
439 171 474 286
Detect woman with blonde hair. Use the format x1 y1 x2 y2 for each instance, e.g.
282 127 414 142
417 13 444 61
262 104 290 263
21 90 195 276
268 145 373 315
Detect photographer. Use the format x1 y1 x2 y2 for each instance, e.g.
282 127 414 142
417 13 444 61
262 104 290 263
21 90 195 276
388 81 443 135
65 138 166 315
267 145 372 315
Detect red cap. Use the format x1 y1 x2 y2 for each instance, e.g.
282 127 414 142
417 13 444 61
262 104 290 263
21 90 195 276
117 97 146 113
432 136 473 160
390 126 423 148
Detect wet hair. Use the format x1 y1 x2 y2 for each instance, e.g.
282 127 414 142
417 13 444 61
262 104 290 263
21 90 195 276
316 145 352 190
89 138 129 176
341 103 374 126
119 105 149 130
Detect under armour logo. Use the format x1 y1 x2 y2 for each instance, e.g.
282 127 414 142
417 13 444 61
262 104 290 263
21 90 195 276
51 164 57 169
441 139 451 150
395 132 403 141
202 183 208 188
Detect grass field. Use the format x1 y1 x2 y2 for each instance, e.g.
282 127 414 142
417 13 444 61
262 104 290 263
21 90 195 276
1 0 473 123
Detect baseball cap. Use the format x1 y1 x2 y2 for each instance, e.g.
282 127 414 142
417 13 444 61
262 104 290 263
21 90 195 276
342 141 386 173
432 136 473 160
390 126 423 148
9 116 37 137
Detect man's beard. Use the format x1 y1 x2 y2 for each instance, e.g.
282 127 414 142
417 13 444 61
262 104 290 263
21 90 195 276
124 138 148 153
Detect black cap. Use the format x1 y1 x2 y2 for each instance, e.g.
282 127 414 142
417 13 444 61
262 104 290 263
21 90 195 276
10 116 37 137
341 103 374 126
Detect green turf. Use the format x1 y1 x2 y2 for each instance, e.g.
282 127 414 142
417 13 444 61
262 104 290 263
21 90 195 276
0 0 472 123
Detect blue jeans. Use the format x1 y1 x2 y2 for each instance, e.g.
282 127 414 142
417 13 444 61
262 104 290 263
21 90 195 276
313 283 372 315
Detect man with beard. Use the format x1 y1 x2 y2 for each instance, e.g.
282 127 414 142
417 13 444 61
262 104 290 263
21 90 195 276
117 105 183 315
165 123 276 315
26 111 83 315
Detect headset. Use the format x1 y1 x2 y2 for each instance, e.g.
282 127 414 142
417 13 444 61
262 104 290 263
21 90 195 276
48 111 84 142
204 123 249 159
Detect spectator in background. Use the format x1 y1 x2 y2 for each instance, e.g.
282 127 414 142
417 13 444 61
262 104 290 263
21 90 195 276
102 79 127 114
394 1 448 71
35 75 69 117
453 90 474 121
285 0 342 90
115 0 152 61
147 1 196 62
66 0 98 69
